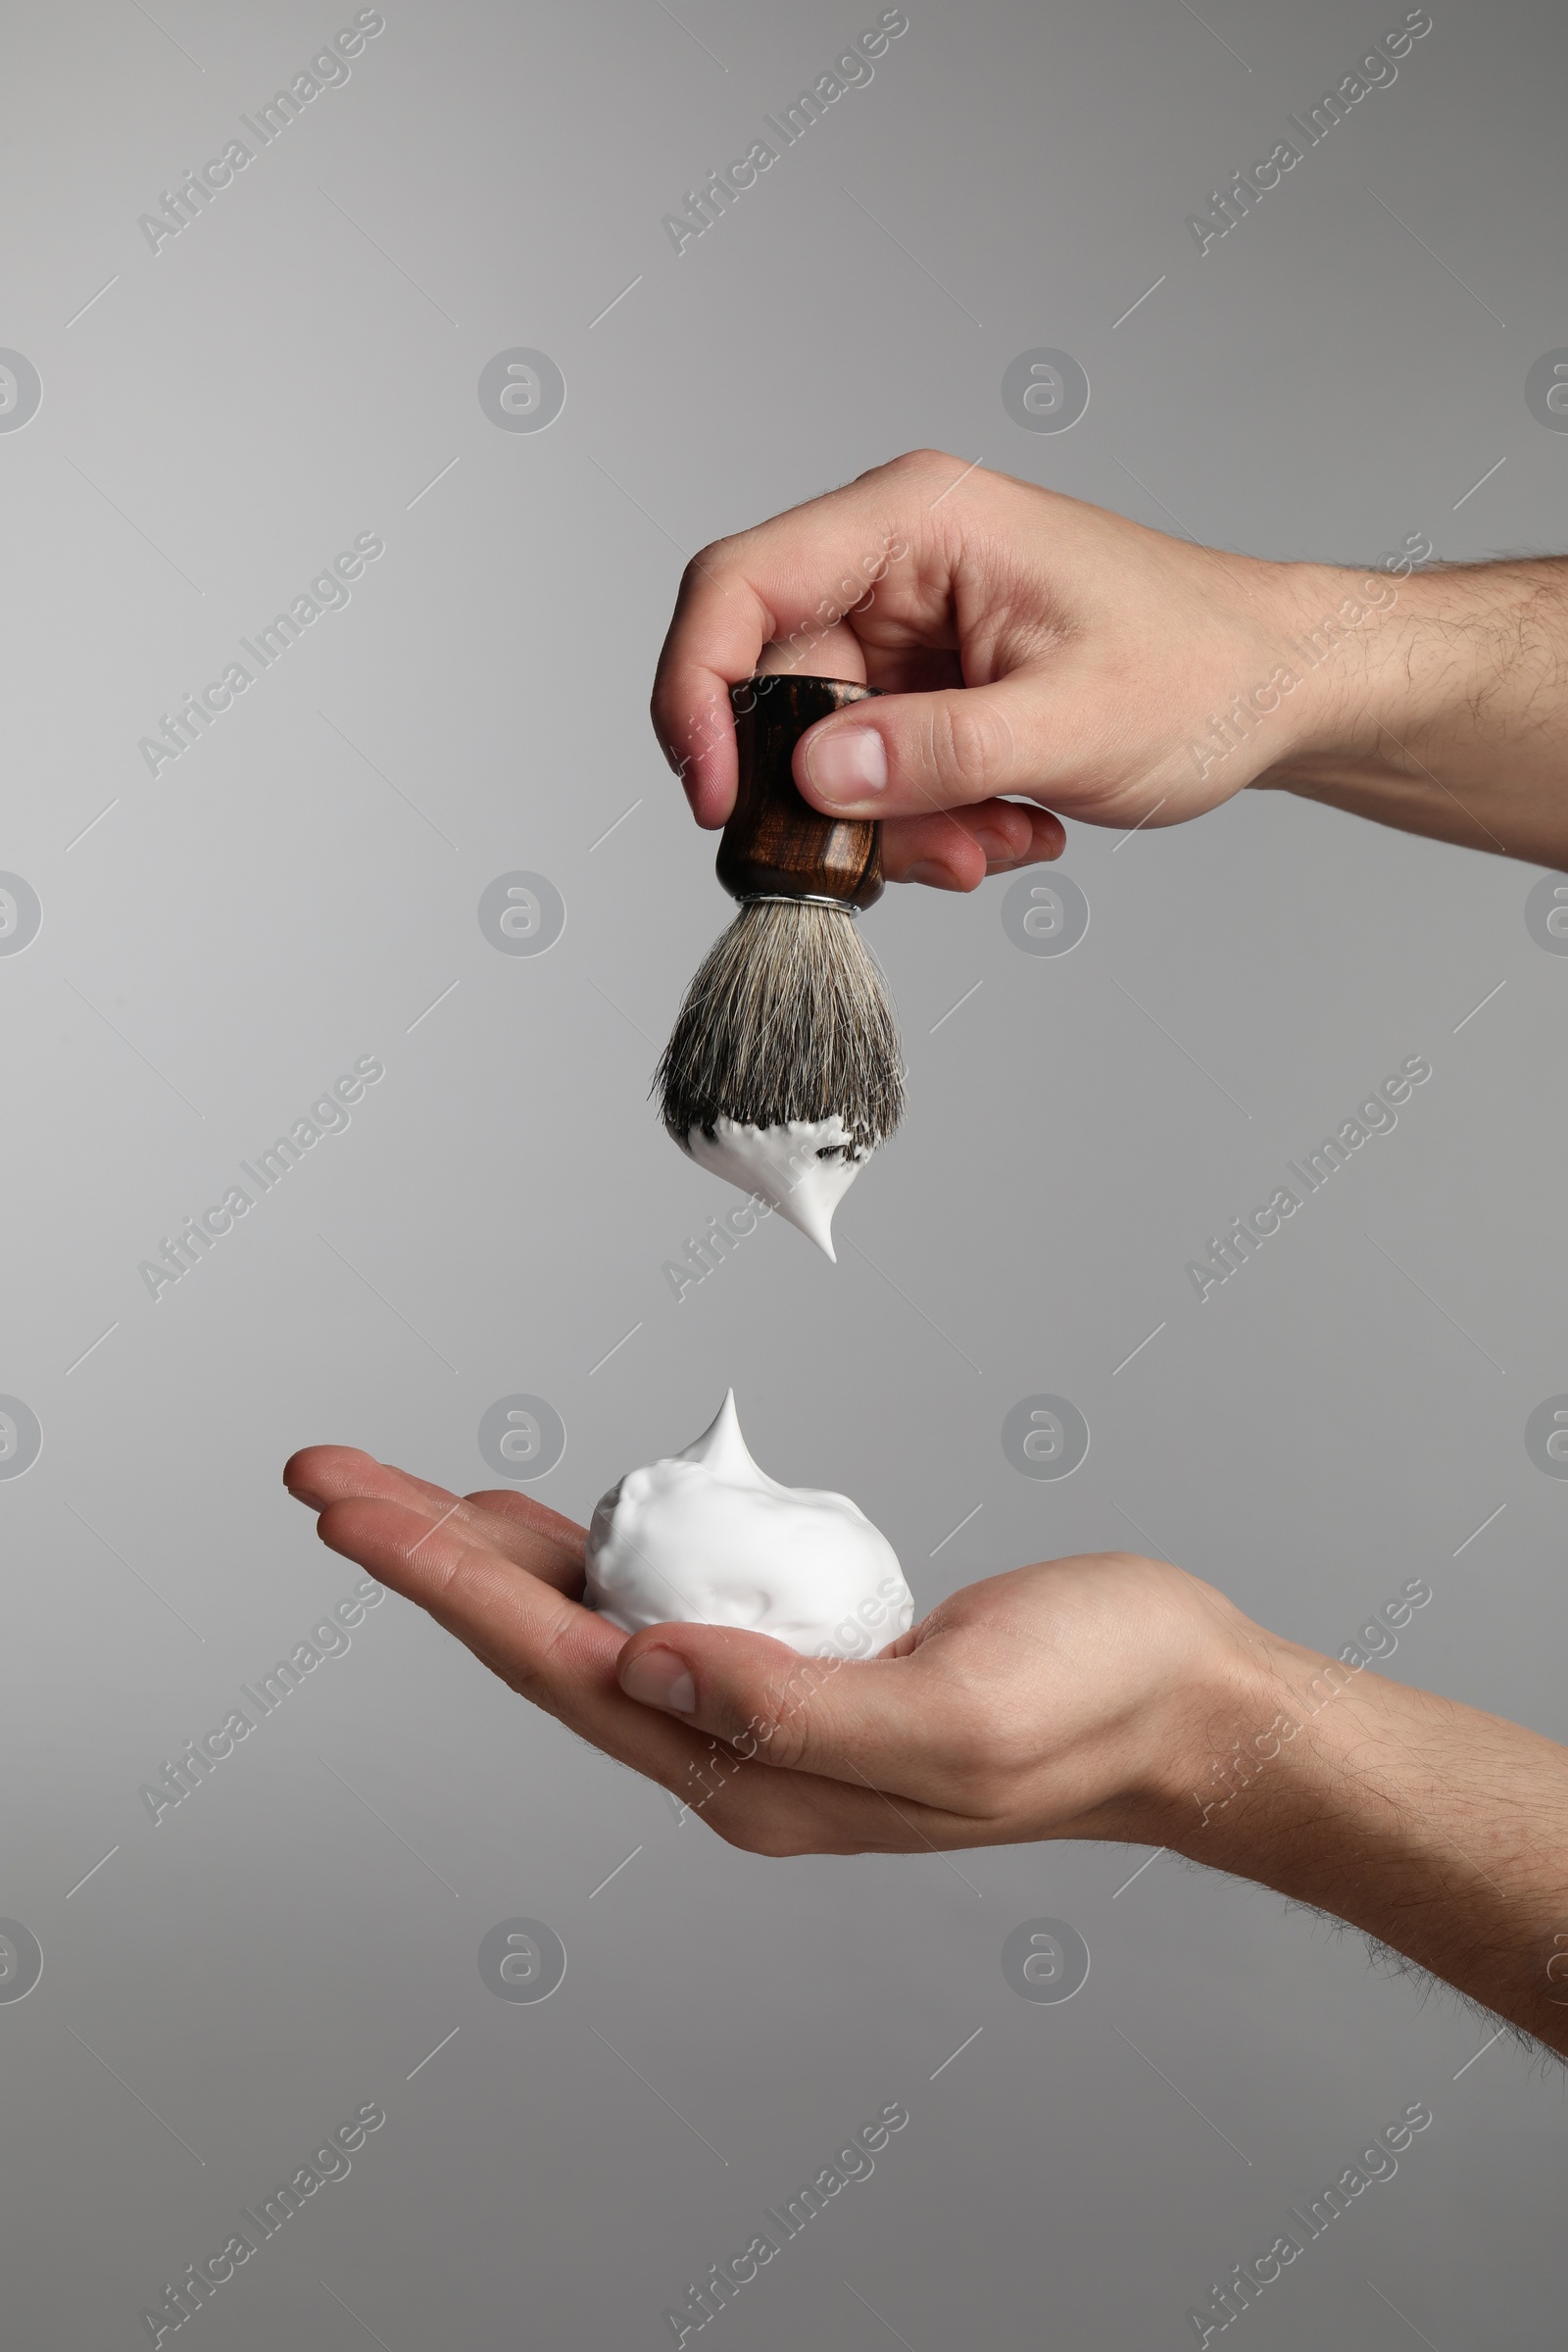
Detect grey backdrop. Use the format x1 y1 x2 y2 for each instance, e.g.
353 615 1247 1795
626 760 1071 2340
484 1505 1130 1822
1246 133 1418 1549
3 0 1565 2344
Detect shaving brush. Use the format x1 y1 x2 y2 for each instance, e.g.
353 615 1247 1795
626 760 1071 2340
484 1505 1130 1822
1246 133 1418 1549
656 674 906 1171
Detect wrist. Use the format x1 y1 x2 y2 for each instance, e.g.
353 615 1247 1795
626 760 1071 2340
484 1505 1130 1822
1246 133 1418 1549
1159 1622 1362 1856
1254 559 1411 775
1142 1606 1316 1849
1080 1575 1305 1848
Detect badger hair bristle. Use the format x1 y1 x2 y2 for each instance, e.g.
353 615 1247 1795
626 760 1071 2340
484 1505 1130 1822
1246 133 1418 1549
655 901 905 1156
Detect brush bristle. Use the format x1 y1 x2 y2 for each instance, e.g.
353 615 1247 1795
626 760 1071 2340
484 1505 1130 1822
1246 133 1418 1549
656 901 906 1154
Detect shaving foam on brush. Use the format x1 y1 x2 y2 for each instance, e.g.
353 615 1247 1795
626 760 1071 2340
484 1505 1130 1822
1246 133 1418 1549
655 674 906 1261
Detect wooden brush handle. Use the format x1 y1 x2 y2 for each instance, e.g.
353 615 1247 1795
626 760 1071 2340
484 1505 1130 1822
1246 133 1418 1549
715 675 885 909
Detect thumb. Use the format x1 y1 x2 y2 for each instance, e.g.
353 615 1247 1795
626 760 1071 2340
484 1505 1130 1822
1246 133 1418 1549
794 677 1053 819
615 1620 953 1796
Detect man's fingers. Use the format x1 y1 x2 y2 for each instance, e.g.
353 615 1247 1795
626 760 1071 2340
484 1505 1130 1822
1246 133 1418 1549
755 621 867 688
460 1487 587 1583
317 1496 667 1747
880 801 1064 891
308 1496 966 1854
285 1446 584 1593
285 1443 437 1513
981 803 1066 871
649 455 954 826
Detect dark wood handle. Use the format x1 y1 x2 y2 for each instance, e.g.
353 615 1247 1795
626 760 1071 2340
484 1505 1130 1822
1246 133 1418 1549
715 675 884 909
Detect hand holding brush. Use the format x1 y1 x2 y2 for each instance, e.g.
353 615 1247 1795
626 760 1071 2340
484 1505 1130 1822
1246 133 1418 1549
649 447 1421 879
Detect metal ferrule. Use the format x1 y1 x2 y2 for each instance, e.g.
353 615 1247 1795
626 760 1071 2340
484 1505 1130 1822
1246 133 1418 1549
739 893 858 913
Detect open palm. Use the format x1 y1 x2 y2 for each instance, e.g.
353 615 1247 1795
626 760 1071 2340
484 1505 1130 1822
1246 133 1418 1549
283 1442 1240 1859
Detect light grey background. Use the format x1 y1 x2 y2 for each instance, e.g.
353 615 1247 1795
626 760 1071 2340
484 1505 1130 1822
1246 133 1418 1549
2 0 1565 2344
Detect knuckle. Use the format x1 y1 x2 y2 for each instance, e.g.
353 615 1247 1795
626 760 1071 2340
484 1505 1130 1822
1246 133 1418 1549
734 1656 841 1771
934 693 1012 789
682 537 730 585
420 1542 471 1603
740 1696 810 1772
889 446 953 483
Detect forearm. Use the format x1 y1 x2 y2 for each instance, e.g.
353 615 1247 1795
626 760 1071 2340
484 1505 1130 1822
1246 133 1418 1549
1259 556 1568 865
1164 1628 1568 2057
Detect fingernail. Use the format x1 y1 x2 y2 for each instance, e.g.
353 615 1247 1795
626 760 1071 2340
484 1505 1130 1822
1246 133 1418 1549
904 858 953 889
805 724 887 806
970 827 1012 861
620 1646 697 1715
